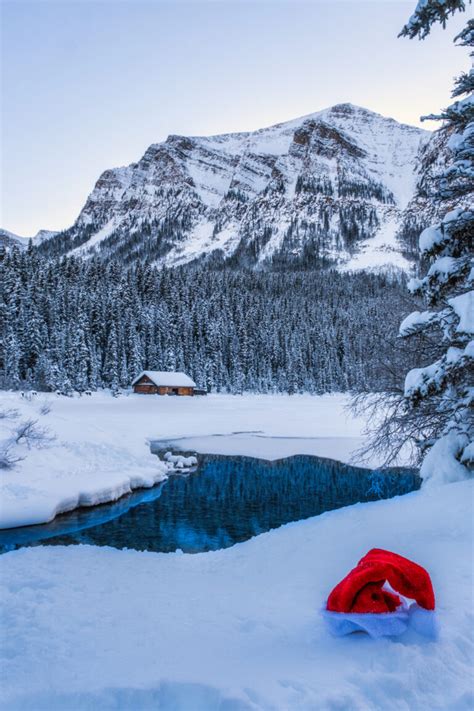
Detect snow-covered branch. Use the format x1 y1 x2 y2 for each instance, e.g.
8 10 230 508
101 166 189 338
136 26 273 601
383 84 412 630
399 0 470 40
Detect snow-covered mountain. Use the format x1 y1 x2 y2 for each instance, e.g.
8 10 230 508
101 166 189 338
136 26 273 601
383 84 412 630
0 228 59 250
0 229 26 250
40 104 434 269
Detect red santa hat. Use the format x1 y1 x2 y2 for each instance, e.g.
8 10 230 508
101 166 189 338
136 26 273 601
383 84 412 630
323 548 437 638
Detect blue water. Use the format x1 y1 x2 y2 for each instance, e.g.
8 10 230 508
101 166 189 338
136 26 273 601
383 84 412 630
0 454 420 554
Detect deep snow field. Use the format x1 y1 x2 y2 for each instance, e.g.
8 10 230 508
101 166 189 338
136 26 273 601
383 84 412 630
0 391 375 529
0 480 472 710
0 391 473 710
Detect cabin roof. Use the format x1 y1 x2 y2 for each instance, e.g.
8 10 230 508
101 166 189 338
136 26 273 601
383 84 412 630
132 370 196 388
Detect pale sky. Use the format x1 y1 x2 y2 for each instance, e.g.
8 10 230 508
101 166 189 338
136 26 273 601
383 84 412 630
1 0 471 236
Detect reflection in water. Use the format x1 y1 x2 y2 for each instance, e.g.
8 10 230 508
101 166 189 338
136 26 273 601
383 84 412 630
0 455 419 554
0 483 166 552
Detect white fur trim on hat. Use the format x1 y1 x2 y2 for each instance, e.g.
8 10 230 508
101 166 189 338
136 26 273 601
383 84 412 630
322 604 437 639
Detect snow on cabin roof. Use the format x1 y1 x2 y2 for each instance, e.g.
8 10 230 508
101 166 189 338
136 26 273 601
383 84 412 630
132 371 196 388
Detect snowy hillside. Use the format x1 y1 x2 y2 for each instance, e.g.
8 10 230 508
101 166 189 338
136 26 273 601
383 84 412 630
39 104 432 270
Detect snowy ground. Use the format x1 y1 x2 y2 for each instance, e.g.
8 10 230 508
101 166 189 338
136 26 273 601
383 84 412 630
0 392 472 709
0 391 382 530
1 479 472 711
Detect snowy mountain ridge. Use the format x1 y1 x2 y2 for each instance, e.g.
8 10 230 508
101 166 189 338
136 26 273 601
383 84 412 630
0 228 59 250
36 104 435 269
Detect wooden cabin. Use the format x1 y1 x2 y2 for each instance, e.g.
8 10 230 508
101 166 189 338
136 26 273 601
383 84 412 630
132 370 196 396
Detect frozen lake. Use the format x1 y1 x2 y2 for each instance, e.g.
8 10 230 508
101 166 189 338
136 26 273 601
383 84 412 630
151 432 366 462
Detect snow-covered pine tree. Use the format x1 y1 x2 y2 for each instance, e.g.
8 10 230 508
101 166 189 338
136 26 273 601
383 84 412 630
397 1 473 484
104 323 120 394
2 331 21 389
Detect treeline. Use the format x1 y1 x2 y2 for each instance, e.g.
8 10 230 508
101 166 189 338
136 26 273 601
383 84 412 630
1 245 417 394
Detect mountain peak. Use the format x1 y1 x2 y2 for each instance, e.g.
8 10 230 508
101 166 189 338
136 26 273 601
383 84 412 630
39 104 434 272
253 102 428 137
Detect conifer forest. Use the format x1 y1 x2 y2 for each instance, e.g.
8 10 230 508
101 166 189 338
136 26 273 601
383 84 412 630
1 246 418 394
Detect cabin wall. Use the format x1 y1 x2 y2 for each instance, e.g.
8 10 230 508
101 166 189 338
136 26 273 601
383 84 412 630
134 383 159 394
133 378 194 395
177 387 194 396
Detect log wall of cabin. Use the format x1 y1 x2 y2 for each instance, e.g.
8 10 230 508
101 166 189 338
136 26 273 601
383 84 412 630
133 377 194 395
177 387 194 396
134 383 159 394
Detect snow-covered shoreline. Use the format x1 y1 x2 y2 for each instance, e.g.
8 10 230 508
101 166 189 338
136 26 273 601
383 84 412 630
1 479 472 710
0 391 380 530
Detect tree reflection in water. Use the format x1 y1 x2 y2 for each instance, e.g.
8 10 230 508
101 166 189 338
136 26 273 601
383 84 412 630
0 455 419 554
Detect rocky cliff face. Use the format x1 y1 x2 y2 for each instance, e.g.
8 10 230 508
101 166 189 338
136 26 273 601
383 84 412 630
40 104 434 270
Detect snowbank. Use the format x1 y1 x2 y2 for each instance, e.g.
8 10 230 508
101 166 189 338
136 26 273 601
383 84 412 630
0 393 169 529
0 479 472 710
0 391 377 530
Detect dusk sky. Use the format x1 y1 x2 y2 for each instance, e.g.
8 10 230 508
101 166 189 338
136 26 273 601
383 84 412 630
1 0 470 236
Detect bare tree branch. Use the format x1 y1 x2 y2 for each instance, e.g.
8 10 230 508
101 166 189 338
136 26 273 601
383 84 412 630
13 419 54 449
